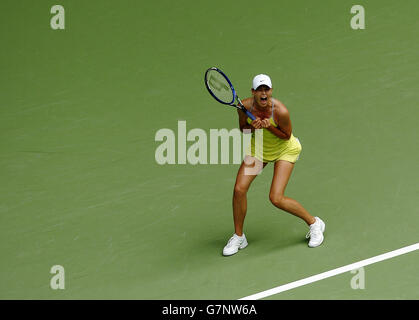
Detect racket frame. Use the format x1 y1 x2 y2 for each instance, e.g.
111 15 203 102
204 67 256 121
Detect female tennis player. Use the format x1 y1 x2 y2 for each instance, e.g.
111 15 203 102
223 74 326 256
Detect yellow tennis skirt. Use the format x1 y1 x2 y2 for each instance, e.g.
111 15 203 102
246 133 302 163
276 136 302 163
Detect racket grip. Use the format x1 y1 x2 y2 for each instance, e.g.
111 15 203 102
245 110 256 121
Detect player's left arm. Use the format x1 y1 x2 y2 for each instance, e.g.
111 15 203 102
266 100 292 140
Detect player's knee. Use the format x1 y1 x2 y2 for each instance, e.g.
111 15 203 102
234 184 248 197
270 194 286 209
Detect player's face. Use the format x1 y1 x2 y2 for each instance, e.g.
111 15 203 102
252 85 272 107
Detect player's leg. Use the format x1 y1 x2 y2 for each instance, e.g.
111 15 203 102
233 156 267 236
269 160 315 225
223 156 266 256
269 160 325 247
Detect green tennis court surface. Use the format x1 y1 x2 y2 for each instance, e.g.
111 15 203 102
1 0 418 299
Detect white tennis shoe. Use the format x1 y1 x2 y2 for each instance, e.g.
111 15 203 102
223 234 248 256
306 217 326 248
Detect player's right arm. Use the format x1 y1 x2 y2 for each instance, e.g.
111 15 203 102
238 98 261 132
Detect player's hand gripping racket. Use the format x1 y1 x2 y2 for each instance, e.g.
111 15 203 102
204 67 256 120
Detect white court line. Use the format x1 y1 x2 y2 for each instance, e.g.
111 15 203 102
239 242 419 300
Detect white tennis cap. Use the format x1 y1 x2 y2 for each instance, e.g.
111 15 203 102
252 74 272 90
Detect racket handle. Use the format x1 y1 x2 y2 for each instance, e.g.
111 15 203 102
244 109 256 121
237 97 256 120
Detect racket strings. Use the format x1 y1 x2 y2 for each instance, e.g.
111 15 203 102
206 70 234 104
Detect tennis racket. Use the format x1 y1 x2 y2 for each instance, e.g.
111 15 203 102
204 67 256 120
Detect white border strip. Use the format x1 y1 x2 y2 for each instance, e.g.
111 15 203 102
239 242 419 300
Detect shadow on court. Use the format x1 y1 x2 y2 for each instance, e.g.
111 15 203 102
195 228 309 258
